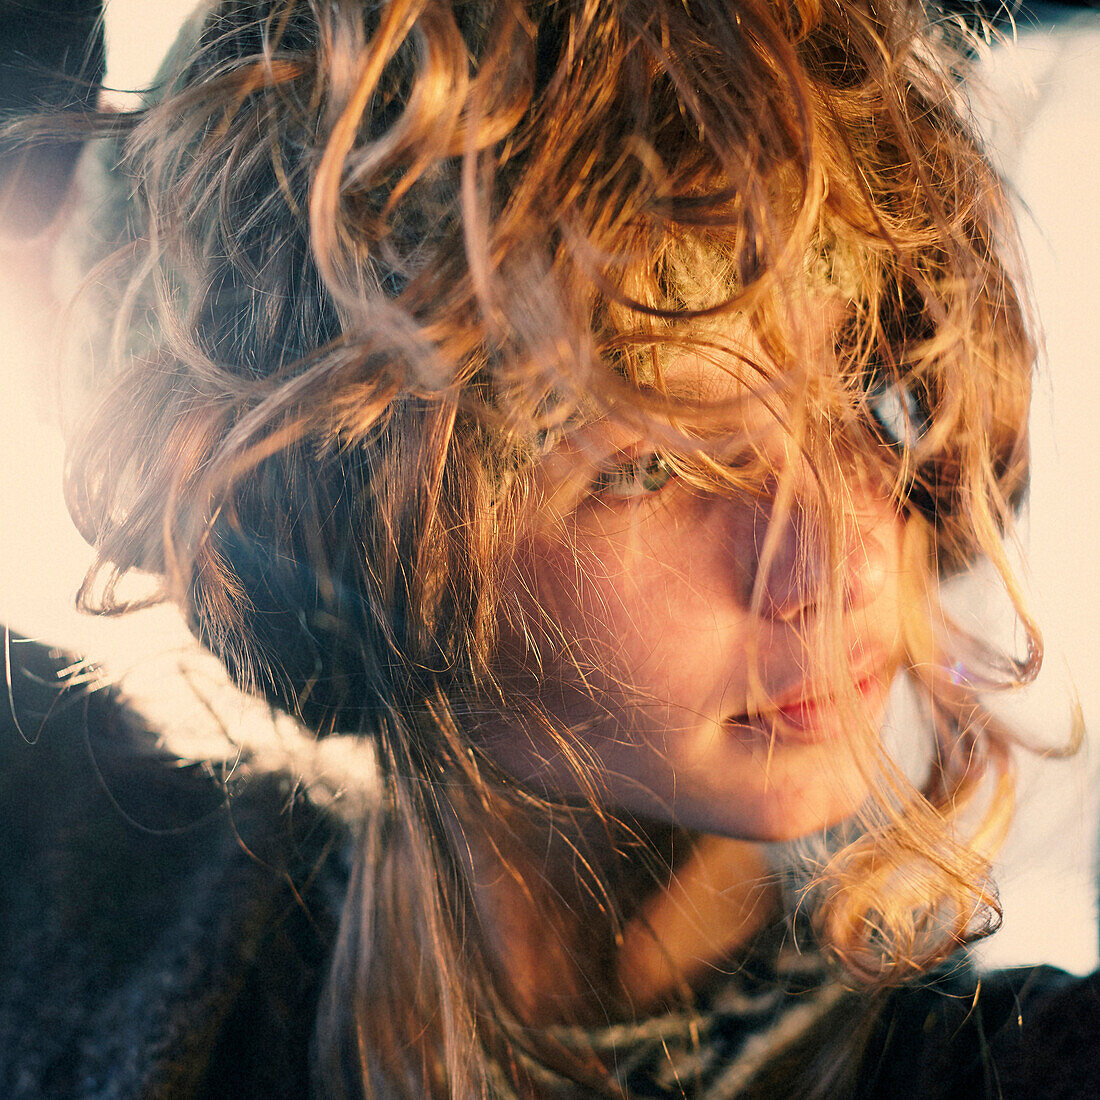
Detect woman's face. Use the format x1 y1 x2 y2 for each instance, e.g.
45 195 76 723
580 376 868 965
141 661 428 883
487 351 910 842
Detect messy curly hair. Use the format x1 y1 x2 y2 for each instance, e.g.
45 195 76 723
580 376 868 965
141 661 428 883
61 0 1039 1094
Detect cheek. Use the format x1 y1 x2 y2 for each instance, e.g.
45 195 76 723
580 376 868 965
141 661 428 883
519 519 744 707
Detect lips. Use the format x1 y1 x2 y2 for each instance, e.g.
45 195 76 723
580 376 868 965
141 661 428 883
726 668 892 746
772 673 881 725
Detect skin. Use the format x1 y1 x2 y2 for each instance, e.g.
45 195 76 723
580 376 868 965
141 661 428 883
479 345 913 1010
489 356 910 844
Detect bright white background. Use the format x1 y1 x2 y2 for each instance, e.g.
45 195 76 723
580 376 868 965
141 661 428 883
0 1 1097 973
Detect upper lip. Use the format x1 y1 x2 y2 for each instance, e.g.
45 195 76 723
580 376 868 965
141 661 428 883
747 661 888 715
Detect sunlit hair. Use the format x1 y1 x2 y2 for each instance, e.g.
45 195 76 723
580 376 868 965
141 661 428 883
60 0 1042 1095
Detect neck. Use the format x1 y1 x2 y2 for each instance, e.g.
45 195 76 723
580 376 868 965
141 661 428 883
465 808 779 1023
616 834 779 1007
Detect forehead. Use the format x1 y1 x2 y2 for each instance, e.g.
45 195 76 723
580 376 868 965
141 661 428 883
615 322 830 446
632 294 846 404
530 300 853 481
534 347 791 497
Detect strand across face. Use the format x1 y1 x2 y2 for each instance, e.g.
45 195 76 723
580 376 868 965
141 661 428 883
488 347 911 841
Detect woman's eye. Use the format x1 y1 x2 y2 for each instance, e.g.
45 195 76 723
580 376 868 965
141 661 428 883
864 375 930 449
592 452 676 499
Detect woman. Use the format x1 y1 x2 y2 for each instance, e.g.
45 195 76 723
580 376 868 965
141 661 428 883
3 0 1093 1096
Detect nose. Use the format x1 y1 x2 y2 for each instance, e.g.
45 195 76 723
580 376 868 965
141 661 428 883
750 493 895 622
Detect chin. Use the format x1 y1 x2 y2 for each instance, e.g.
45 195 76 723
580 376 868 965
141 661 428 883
661 767 874 843
736 799 864 843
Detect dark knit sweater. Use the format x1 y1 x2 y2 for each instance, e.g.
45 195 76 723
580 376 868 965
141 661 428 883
0 632 344 1098
2 632 1099 1099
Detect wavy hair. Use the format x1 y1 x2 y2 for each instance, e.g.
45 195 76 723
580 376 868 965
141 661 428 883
60 0 1042 1095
